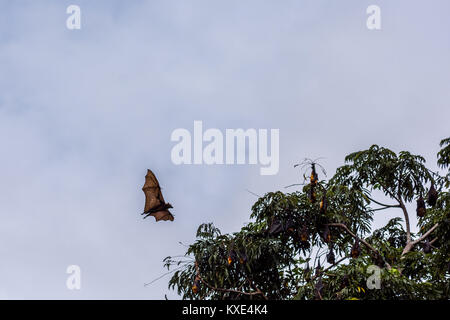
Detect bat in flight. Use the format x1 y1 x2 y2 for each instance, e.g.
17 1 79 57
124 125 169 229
141 169 174 222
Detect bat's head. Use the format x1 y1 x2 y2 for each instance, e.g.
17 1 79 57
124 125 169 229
165 203 174 209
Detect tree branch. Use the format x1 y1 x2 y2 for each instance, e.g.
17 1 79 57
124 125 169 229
366 195 401 209
372 176 400 202
372 207 395 212
194 261 268 300
398 198 412 243
413 223 439 245
327 223 392 269
401 223 439 256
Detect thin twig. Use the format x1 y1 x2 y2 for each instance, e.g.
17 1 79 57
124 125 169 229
245 189 262 198
144 265 185 287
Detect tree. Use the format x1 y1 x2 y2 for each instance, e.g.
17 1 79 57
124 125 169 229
164 138 450 300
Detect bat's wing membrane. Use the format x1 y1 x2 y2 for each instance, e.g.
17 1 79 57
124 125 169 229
142 169 163 212
150 210 174 222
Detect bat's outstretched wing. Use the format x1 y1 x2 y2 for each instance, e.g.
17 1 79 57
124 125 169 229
142 169 174 222
142 169 163 213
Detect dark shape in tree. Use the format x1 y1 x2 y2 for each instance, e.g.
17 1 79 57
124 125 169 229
192 277 200 293
351 238 361 258
227 249 237 266
315 260 322 277
299 225 309 242
319 195 327 214
310 163 319 185
416 196 426 218
285 217 296 234
326 247 335 264
238 251 248 265
322 225 332 243
427 184 438 207
304 264 311 282
308 186 316 203
422 238 432 254
372 252 385 268
314 278 324 300
268 218 283 235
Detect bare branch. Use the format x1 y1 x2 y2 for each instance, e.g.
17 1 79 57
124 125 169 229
366 195 401 209
412 223 439 245
398 198 412 243
401 223 439 256
429 237 438 245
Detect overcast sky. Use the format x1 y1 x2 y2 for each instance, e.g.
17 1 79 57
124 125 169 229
0 0 449 299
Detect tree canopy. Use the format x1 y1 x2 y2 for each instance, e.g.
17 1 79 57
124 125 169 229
164 138 450 300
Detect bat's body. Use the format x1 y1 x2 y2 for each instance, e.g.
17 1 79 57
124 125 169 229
141 169 174 222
